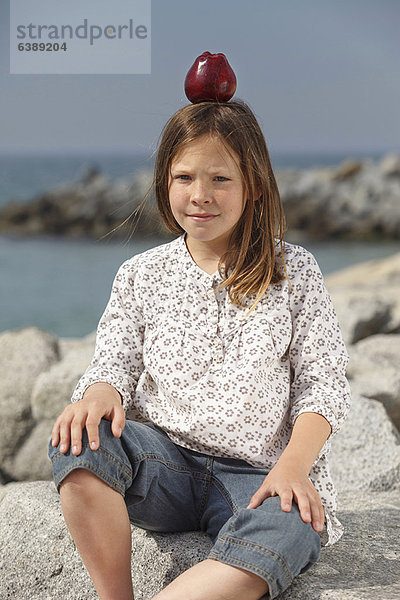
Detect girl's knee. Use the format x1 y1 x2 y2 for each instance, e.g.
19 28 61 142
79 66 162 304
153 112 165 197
210 501 321 598
59 468 121 501
60 467 99 489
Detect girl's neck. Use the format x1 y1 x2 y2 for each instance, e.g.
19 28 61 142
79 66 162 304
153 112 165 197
185 235 227 275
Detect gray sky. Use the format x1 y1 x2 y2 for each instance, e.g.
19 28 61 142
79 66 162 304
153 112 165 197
0 0 399 155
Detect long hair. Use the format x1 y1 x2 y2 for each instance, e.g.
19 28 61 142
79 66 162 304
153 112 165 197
153 99 287 311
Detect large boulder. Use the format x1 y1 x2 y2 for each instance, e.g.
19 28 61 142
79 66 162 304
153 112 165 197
276 154 400 240
31 342 95 422
330 393 400 491
280 488 400 600
0 168 171 240
0 480 213 600
380 153 400 177
346 334 400 430
0 327 59 482
9 420 54 481
324 253 400 435
325 252 400 346
0 330 95 483
1 483 399 599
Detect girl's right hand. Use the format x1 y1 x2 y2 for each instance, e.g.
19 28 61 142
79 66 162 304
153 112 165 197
51 382 125 456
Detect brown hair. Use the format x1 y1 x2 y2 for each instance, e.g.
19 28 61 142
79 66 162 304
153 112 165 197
153 99 287 312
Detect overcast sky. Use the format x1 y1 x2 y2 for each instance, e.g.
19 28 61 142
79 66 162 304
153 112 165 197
0 0 399 156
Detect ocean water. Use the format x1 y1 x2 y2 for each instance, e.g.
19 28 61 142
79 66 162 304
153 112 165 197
0 150 398 338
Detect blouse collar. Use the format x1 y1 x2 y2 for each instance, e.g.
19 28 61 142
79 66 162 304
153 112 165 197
175 234 225 286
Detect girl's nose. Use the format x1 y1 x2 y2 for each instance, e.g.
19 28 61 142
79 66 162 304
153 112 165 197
190 180 211 205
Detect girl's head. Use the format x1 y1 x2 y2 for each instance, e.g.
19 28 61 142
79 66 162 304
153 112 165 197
167 133 247 253
153 99 286 308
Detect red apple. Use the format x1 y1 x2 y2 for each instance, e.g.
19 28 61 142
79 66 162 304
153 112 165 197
184 52 237 103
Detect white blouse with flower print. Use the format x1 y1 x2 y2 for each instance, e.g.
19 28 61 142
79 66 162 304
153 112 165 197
71 234 351 546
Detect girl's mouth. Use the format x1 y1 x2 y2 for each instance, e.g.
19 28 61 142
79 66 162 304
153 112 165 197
187 214 217 222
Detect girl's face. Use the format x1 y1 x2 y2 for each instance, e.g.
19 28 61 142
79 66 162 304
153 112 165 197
168 135 246 252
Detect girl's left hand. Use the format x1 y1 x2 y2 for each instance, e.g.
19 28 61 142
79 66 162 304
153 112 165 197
246 461 325 533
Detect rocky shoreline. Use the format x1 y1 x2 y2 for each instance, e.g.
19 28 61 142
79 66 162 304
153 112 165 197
1 251 400 598
1 153 400 241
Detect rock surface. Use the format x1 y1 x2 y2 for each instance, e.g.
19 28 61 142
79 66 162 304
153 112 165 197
276 154 400 240
346 334 400 429
280 488 400 600
0 167 171 241
330 394 400 491
1 153 400 241
1 482 399 599
0 328 59 482
324 252 400 430
0 481 213 600
325 251 400 345
0 327 95 483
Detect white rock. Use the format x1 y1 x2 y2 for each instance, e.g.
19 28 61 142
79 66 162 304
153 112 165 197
330 293 392 345
326 252 400 345
0 327 59 470
347 334 400 428
1 481 399 600
5 420 54 481
331 393 400 491
0 481 212 600
379 153 400 177
31 343 95 421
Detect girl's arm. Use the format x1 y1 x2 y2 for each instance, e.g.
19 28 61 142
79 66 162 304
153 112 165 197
70 257 145 412
287 246 351 440
246 411 331 532
52 257 145 455
247 245 351 533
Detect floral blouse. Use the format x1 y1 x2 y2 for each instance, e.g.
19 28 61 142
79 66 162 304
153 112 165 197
71 234 351 546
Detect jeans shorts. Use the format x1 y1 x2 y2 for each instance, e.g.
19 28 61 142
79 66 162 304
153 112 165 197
48 418 321 599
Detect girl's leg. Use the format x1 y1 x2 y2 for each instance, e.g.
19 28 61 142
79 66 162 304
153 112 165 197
152 559 269 600
59 468 134 600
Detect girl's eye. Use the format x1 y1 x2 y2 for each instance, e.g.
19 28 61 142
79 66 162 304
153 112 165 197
174 175 229 182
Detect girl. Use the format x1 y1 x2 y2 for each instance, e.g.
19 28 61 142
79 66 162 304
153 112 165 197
48 99 351 600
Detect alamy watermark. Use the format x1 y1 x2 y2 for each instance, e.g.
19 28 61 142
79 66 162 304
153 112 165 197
10 0 151 75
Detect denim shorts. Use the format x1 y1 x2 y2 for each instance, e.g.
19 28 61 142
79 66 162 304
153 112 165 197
48 418 321 599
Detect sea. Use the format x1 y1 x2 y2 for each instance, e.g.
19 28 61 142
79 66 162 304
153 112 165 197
1 150 399 338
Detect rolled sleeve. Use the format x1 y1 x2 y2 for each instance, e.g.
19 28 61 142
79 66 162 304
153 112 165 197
288 247 351 437
71 258 145 412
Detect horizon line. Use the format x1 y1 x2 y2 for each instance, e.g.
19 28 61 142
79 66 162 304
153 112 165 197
0 147 397 158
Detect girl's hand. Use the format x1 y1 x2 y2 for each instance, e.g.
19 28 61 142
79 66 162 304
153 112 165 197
51 383 125 456
246 460 325 533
